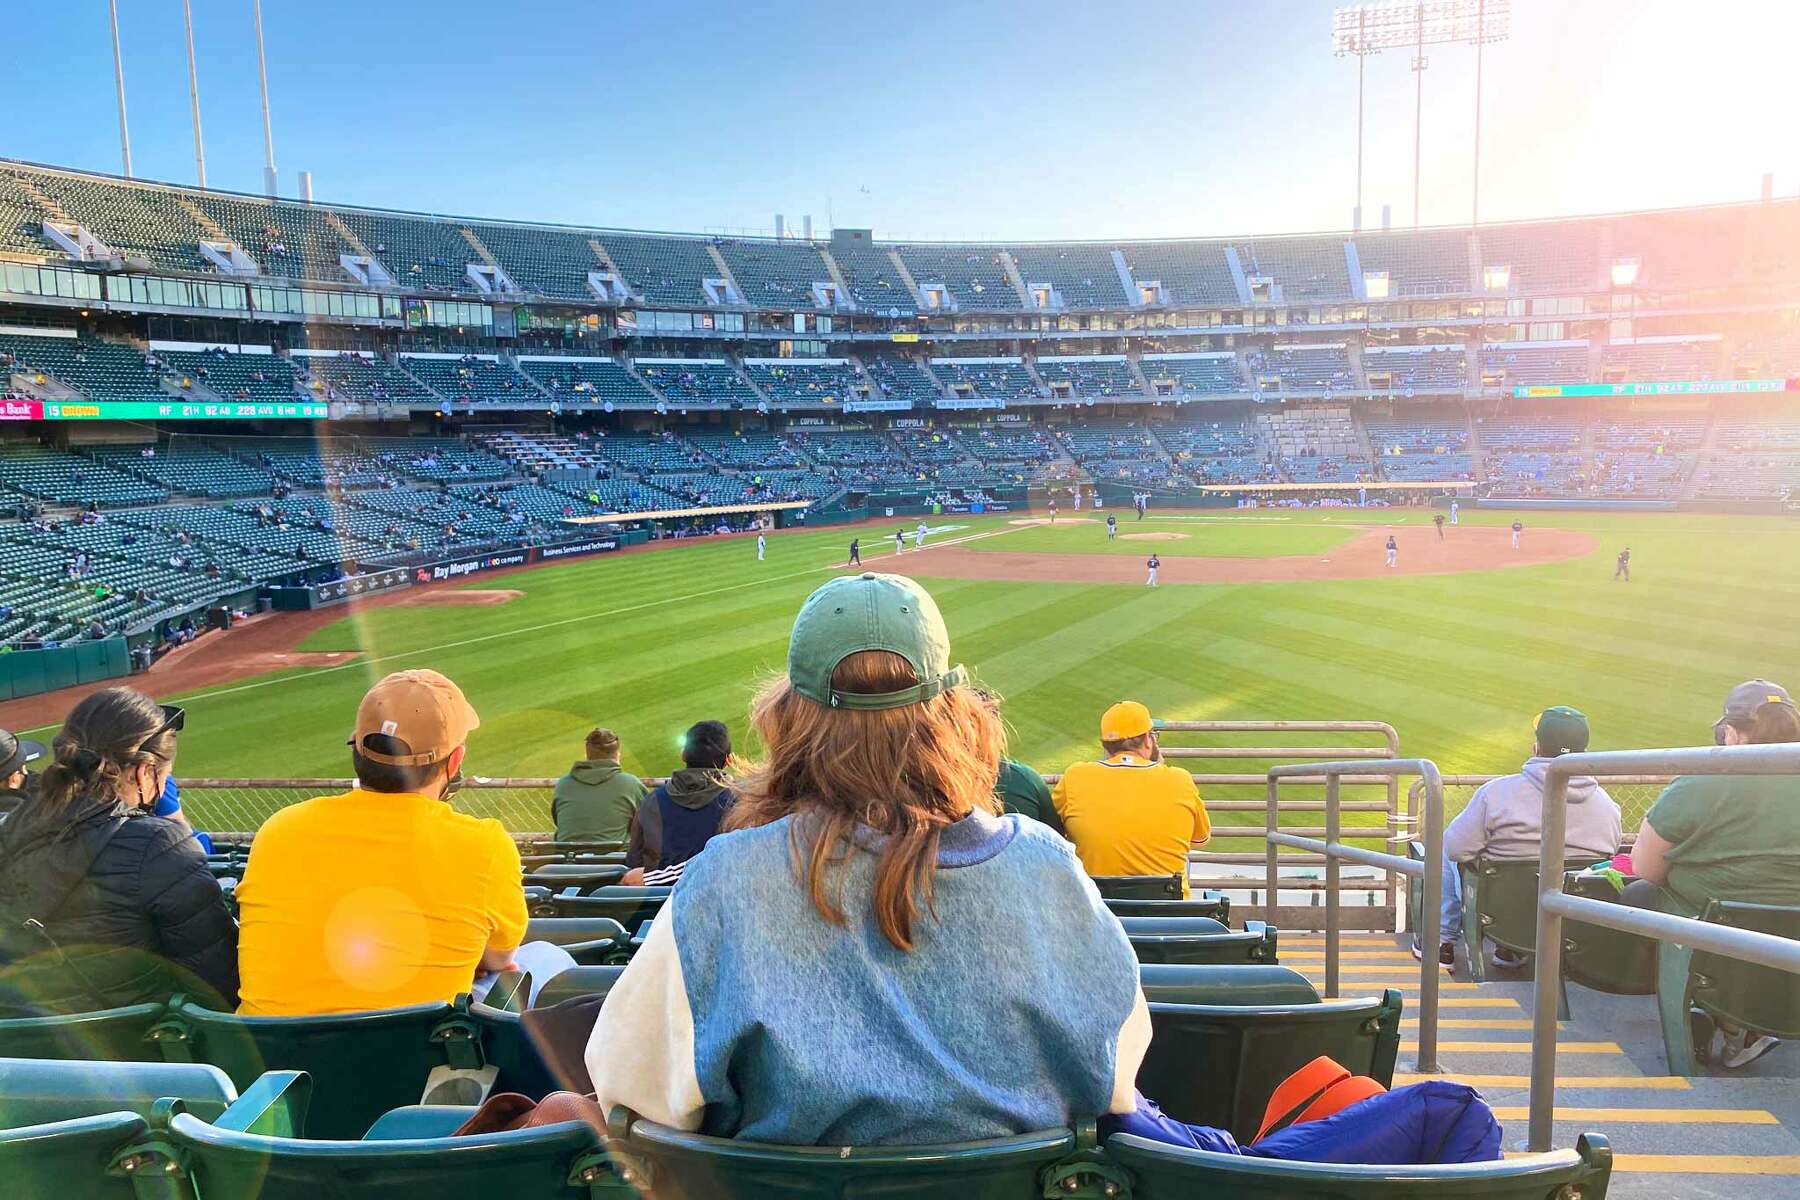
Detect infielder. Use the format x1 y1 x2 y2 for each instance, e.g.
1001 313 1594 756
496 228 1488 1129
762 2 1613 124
893 528 905 554
757 532 766 561
1106 513 1118 541
1433 513 1445 539
914 520 928 549
1145 553 1160 587
1510 520 1523 550
848 538 861 566
1385 535 1398 568
1615 547 1631 582
1449 499 1459 525
1049 498 1058 523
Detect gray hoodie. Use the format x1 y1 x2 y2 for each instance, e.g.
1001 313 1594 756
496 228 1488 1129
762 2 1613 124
552 759 647 844
1443 757 1622 863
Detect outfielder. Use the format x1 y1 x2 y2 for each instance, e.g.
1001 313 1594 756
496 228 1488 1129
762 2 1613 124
1106 513 1118 540
1049 498 1058 523
1145 553 1160 587
1385 535 1398 568
1615 547 1631 582
757 532 766 561
1449 499 1459 525
1511 520 1523 550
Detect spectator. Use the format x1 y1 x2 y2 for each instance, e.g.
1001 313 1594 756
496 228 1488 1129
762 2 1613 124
623 721 735 881
0 690 237 1015
235 670 542 1015
552 727 645 844
1052 702 1210 895
0 729 46 817
1429 707 1619 970
587 573 1149 1143
1628 679 1800 1067
995 755 1062 836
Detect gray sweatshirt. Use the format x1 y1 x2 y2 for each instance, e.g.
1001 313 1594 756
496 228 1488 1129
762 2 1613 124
1443 757 1621 863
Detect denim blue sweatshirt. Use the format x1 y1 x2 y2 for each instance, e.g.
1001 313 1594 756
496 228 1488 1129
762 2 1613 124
587 809 1149 1145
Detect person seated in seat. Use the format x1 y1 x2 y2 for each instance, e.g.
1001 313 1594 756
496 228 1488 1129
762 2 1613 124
1627 679 1800 1068
1430 706 1620 970
621 721 735 885
0 689 237 1015
552 726 645 845
0 728 46 817
235 669 542 1015
1051 701 1209 896
588 573 1150 1144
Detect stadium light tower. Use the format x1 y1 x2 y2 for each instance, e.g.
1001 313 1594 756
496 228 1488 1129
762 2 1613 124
108 0 132 176
182 0 207 188
1333 0 1510 229
253 0 279 196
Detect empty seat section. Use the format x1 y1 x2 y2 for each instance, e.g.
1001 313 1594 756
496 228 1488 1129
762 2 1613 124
930 359 1038 403
295 352 434 404
741 360 864 409
1033 356 1141 400
861 357 941 408
636 360 757 409
894 245 1020 310
1480 341 1588 388
515 356 658 408
829 239 917 314
715 239 831 305
1362 344 1467 392
1119 241 1238 306
0 333 166 403
158 349 296 403
596 233 719 307
1352 229 1473 297
401 354 534 406
1010 244 1128 308
1236 237 1351 302
1140 353 1244 398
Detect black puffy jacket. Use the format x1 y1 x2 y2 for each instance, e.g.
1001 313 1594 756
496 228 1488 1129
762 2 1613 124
0 793 239 1016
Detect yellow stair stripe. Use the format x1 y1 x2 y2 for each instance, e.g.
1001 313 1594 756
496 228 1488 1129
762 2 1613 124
1302 978 1486 991
1491 1107 1778 1125
1396 1074 1689 1090
1436 999 1523 1009
1611 1155 1800 1175
1280 952 1420 961
1401 1018 1545 1030
1411 1041 1623 1053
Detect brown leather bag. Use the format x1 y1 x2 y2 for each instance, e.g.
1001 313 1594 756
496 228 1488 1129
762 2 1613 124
452 1090 606 1136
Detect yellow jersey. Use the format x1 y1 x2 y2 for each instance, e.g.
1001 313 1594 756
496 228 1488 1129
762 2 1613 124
1051 754 1210 896
235 788 526 1016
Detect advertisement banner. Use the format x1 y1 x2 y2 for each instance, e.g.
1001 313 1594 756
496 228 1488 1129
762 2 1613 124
415 548 531 583
844 398 912 412
536 537 621 561
39 400 328 421
313 567 411 605
0 397 43 421
1513 378 1793 399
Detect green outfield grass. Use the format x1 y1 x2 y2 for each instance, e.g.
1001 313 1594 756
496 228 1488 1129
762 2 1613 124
108 509 1800 818
959 515 1361 557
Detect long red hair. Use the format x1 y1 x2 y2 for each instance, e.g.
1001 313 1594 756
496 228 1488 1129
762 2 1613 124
727 650 1004 951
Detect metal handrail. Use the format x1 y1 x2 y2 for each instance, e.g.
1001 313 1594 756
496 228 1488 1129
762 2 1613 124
1267 757 1444 1073
1527 744 1800 1152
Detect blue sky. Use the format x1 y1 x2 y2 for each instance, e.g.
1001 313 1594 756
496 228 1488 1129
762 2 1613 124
7 1 1794 240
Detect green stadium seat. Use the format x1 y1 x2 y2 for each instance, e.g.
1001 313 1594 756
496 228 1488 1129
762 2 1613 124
1123 920 1278 966
1106 1130 1614 1199
1116 916 1229 935
1660 899 1800 1074
1455 857 1590 984
145 996 489 1139
525 918 632 965
1092 874 1186 900
0 1003 165 1062
523 865 628 891
0 1112 149 1200
547 887 668 931
1559 872 1657 998
363 1104 479 1140
0 1056 236 1126
617 1111 1093 1200
1105 894 1231 924
533 966 625 1010
1136 990 1403 1141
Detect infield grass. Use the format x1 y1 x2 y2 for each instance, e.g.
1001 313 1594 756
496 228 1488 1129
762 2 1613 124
961 515 1361 557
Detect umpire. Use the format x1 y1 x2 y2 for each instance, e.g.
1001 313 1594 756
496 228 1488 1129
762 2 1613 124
0 729 46 817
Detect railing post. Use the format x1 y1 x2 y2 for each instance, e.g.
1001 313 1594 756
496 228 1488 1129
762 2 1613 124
1527 767 1571 1153
1324 772 1341 998
1414 760 1444 1073
1265 773 1280 928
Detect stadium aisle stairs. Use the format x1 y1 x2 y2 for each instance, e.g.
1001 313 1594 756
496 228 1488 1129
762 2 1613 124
1284 932 1800 1198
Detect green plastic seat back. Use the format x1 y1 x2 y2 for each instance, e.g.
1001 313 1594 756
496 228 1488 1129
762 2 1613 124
1128 927 1278 967
525 918 631 964
624 1116 1077 1200
547 891 667 931
1107 1130 1612 1199
1091 874 1185 900
523 840 625 858
1559 873 1656 995
1116 916 1228 936
1137 964 1317 1006
533 966 625 1010
1106 896 1230 922
465 1003 562 1098
1690 900 1800 1036
0 1003 165 1062
0 1112 148 1200
1136 991 1403 1141
524 866 628 891
170 1112 617 1199
1466 858 1586 954
155 1001 460 1140
0 1056 236 1126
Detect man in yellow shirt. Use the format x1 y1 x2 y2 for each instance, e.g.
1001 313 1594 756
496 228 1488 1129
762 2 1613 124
1052 701 1210 896
235 669 527 1015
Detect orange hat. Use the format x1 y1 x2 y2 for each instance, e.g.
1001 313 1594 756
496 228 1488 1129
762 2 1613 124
1101 700 1154 742
348 669 480 766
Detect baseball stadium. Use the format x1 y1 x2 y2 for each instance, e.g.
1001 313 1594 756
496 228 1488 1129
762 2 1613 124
1 2 1798 1196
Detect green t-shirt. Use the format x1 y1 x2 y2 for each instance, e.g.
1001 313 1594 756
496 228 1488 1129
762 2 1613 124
995 758 1063 836
1643 774 1800 913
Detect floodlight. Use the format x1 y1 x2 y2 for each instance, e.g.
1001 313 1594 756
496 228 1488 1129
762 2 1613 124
1611 259 1641 288
1483 264 1511 291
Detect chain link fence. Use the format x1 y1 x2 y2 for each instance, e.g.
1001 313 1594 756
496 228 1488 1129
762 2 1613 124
1421 776 1670 842
182 779 575 840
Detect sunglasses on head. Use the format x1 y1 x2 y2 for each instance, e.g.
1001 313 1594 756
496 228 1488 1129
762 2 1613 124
136 704 185 754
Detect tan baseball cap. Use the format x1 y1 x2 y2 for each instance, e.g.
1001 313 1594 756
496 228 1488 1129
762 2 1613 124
348 669 480 766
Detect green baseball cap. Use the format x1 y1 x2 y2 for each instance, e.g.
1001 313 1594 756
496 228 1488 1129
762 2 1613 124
1533 706 1590 756
788 573 968 711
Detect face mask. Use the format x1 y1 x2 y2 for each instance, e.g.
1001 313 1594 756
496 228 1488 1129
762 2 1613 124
442 770 466 799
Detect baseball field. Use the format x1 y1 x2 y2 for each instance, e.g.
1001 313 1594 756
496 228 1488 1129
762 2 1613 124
16 507 1800 830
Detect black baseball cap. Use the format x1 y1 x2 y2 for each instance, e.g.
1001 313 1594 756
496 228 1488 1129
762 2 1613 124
0 730 46 778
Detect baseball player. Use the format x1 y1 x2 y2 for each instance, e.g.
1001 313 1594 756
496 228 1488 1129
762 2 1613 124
1449 499 1459 525
894 528 906 554
1511 519 1523 550
757 531 766 561
1073 489 1082 512
1145 553 1161 587
1433 513 1445 539
1136 492 1148 520
848 538 861 566
915 520 928 549
1106 513 1118 541
1615 547 1631 582
1385 535 1398 568
1049 497 1058 523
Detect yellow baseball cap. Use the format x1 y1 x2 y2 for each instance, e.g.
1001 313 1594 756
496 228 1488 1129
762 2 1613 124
1101 700 1154 742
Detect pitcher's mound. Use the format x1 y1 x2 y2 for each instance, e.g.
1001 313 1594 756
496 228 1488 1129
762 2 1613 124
1120 532 1189 542
1009 517 1100 526
391 588 523 607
